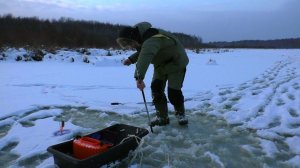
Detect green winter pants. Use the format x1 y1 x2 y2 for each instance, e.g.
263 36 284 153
151 68 186 111
152 68 186 90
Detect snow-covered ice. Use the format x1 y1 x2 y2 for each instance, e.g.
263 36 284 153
1 48 300 167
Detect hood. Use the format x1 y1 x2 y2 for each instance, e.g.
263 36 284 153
133 22 152 37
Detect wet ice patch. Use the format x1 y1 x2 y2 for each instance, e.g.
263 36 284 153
0 105 296 168
124 114 270 168
18 107 271 168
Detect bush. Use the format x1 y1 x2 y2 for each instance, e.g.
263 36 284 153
15 56 23 61
0 53 5 60
78 48 91 55
31 49 44 61
83 55 89 63
23 54 31 61
106 50 112 56
47 47 57 54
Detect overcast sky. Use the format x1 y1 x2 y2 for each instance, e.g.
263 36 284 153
0 0 300 42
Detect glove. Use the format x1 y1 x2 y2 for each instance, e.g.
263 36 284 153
136 80 145 91
122 58 132 66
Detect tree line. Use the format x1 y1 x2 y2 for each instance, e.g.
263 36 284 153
0 14 203 49
209 38 300 49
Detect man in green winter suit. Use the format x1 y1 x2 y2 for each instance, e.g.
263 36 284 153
117 22 189 126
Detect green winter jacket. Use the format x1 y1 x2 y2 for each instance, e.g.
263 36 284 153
128 22 189 80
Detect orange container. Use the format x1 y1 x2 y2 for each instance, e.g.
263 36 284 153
73 137 112 159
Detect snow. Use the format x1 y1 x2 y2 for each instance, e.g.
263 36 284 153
285 155 300 168
286 136 300 155
18 109 63 123
259 139 279 157
1 48 300 167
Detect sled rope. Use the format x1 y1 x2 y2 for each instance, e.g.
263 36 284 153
120 134 173 167
120 134 145 166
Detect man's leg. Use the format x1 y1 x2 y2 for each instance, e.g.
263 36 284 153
167 69 188 125
150 78 169 126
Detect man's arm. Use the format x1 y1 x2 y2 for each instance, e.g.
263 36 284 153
123 51 139 66
128 52 140 64
134 38 161 80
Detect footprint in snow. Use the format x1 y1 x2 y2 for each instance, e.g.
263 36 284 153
288 108 299 117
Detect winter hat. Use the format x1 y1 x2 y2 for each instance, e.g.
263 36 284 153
133 22 152 37
118 27 141 43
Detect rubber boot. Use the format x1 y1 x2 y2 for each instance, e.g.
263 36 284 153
150 100 169 127
174 104 188 125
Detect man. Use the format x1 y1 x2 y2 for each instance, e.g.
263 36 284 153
116 22 189 126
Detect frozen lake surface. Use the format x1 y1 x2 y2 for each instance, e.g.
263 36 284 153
0 48 300 167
